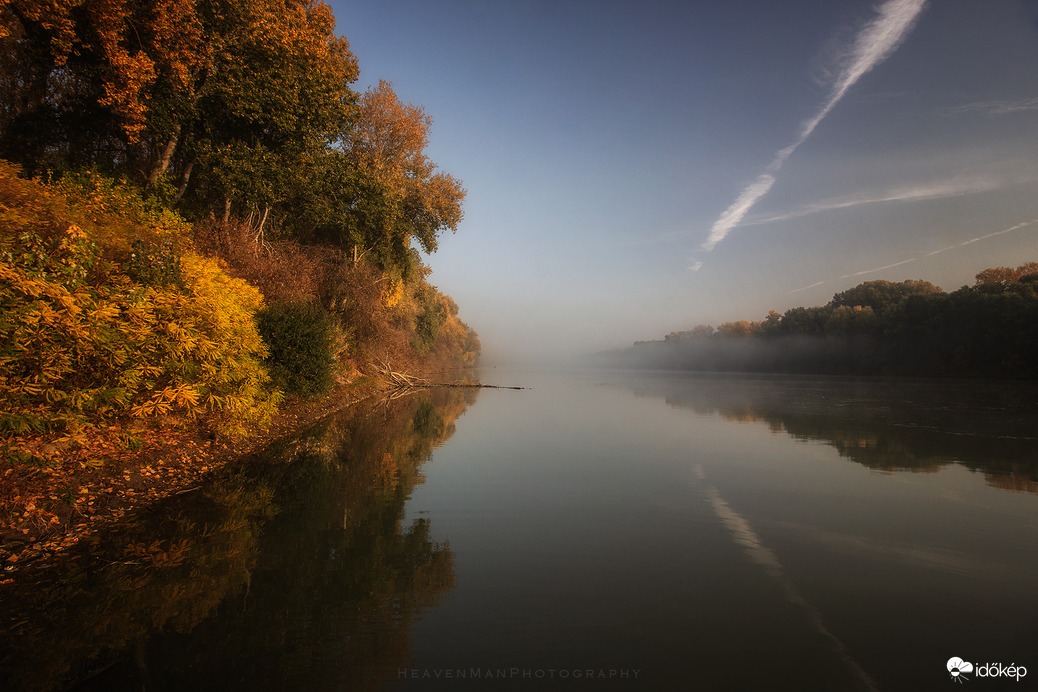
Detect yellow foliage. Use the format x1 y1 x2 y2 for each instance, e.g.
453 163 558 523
0 162 281 441
381 278 404 308
48 169 191 252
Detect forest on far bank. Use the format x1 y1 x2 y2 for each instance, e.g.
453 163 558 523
602 262 1038 378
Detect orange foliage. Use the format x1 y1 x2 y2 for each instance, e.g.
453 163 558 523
192 218 332 304
349 80 466 253
1 0 208 142
975 262 1038 286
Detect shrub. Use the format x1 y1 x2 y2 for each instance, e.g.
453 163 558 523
192 218 330 304
256 302 336 396
324 259 408 365
125 239 184 287
0 163 281 439
48 168 191 252
413 283 448 355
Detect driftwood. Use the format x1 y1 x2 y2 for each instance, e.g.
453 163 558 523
371 360 525 391
427 382 525 390
372 360 429 387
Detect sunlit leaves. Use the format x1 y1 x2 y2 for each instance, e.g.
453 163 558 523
347 80 466 261
189 0 360 214
0 164 281 438
975 262 1038 286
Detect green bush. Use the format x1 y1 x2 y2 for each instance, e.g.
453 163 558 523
256 302 336 396
413 284 448 355
125 239 184 287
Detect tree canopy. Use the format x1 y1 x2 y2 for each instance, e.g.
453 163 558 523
617 262 1038 379
0 0 465 276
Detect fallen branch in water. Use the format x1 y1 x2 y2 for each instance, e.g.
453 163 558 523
428 382 525 390
372 360 429 387
369 361 525 391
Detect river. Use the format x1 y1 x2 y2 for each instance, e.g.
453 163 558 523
2 370 1037 691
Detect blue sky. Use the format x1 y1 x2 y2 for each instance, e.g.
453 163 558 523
329 0 1038 364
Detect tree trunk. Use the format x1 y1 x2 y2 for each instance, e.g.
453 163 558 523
145 123 180 188
173 161 193 204
257 206 269 235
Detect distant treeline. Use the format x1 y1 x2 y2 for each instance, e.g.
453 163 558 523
603 263 1038 378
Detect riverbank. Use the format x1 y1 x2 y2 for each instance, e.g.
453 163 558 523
0 383 476 692
0 164 479 580
0 375 385 579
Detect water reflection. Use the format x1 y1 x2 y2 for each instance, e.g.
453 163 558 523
622 372 1038 492
698 467 880 692
0 388 475 692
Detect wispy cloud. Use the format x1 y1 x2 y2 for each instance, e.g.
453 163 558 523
790 281 825 293
791 218 1037 295
746 175 1000 226
699 0 928 254
839 257 917 279
702 174 775 251
925 219 1038 257
947 96 1038 116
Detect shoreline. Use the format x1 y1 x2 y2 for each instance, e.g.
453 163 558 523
0 376 383 580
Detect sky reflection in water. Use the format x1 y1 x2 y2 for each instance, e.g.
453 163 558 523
3 372 1036 691
397 370 1038 691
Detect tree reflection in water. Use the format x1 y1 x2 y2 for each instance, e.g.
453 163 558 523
626 373 1038 492
0 388 476 692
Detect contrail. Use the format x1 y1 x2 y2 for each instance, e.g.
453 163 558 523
700 0 928 253
925 219 1038 257
840 257 916 279
791 280 825 293
744 175 1001 227
947 96 1038 116
786 218 1036 296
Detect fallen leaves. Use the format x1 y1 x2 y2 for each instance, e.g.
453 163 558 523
1 381 363 573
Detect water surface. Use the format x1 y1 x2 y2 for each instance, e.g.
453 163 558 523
394 370 1038 691
2 371 1037 691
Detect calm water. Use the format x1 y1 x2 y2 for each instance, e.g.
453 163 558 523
2 371 1037 691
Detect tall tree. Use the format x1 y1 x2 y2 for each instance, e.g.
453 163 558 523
178 0 359 218
0 0 360 204
343 79 465 272
975 262 1038 286
0 0 468 281
0 0 208 175
828 279 941 314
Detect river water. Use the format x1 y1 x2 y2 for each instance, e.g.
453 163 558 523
2 370 1037 691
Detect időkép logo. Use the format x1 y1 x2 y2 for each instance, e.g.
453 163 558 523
947 657 1027 683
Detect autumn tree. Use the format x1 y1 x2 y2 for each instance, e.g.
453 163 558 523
828 279 941 314
0 0 478 375
716 320 761 338
340 79 466 275
824 305 877 335
0 0 208 177
615 260 1038 378
0 2 466 277
777 306 829 336
0 0 360 208
975 262 1038 286
175 0 360 222
760 310 782 335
